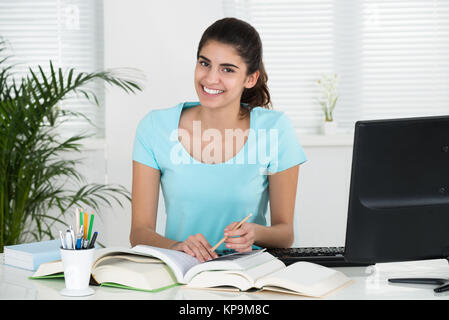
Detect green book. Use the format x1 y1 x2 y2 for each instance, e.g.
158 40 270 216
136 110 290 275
30 247 179 292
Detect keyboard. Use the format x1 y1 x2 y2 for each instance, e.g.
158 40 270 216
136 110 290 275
266 247 373 267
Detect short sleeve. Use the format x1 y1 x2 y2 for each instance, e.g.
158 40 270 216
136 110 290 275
132 111 160 170
267 113 307 174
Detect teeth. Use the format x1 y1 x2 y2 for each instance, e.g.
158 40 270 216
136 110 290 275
203 86 224 95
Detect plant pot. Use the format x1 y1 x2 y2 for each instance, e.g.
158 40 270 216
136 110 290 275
322 121 337 135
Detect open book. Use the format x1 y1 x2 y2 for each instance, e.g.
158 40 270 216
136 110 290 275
31 245 352 297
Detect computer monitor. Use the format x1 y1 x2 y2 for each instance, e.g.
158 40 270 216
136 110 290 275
343 115 449 292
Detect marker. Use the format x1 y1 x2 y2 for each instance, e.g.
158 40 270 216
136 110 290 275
88 231 98 249
79 209 84 229
87 214 95 242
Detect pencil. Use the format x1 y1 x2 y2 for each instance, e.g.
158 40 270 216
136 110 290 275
84 212 88 240
75 208 80 237
211 213 252 252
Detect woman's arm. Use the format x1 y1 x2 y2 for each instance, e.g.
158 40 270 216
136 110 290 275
130 161 177 248
224 164 299 250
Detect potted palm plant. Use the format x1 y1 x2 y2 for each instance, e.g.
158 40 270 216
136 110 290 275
0 40 143 252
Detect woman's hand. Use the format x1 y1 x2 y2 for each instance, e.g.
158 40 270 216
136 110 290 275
170 234 218 262
224 222 256 252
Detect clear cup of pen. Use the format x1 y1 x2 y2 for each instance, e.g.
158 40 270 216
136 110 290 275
60 246 95 297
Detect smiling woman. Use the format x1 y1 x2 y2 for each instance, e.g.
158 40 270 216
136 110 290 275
130 18 307 262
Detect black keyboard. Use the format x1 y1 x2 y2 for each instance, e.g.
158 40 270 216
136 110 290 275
266 247 373 267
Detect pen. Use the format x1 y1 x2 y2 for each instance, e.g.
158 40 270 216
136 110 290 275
69 225 76 249
59 230 66 249
65 230 73 250
88 231 98 249
76 224 83 249
211 213 252 252
76 235 82 249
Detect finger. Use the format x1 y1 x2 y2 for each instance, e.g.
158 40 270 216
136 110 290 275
224 222 238 233
226 240 252 250
194 234 217 260
181 242 196 257
194 234 218 259
225 235 248 245
225 228 247 238
225 224 249 237
186 238 206 262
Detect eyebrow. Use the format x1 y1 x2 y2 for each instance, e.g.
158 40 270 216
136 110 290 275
198 55 239 69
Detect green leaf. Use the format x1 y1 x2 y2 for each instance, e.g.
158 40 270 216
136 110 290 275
0 40 143 252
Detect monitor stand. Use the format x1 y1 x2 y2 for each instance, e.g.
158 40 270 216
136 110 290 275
388 258 449 293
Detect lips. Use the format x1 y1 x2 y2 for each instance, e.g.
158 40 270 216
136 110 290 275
202 85 224 96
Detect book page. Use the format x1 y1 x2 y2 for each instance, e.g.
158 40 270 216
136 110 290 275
93 254 162 269
132 245 200 283
30 260 63 278
92 259 177 291
186 258 285 291
254 262 351 298
184 251 276 284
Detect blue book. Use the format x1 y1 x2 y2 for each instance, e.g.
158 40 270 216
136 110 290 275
4 239 61 271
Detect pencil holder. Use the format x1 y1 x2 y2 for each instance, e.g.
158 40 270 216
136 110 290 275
59 247 95 297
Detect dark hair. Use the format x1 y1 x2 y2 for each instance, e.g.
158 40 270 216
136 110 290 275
197 17 272 118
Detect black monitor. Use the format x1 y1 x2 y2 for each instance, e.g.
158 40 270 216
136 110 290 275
344 115 449 292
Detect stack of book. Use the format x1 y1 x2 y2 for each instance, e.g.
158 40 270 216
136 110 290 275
4 239 61 271
31 245 353 297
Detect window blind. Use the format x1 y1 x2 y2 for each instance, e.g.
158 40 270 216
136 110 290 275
0 0 104 138
223 0 449 135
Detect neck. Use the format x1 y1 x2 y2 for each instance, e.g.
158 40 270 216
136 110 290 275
197 102 245 131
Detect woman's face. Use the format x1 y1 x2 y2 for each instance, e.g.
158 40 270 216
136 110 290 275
194 40 259 111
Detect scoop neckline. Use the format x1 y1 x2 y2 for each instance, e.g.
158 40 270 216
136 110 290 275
176 102 254 166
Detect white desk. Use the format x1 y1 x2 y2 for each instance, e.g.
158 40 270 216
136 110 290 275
1 254 449 300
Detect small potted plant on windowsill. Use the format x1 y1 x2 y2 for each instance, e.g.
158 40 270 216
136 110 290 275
316 73 339 135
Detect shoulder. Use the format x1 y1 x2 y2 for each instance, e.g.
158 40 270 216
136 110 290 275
139 103 183 125
136 102 187 134
251 107 292 129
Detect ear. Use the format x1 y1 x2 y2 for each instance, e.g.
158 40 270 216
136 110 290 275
244 70 260 89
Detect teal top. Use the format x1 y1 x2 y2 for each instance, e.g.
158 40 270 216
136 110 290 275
132 102 307 252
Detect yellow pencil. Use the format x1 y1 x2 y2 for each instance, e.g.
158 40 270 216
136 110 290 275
211 213 252 252
84 212 88 239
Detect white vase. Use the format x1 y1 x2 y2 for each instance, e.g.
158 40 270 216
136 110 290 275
322 121 337 135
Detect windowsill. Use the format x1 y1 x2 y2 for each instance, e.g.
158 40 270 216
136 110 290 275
297 133 354 147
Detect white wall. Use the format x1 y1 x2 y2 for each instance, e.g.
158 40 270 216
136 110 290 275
102 0 225 246
102 1 353 248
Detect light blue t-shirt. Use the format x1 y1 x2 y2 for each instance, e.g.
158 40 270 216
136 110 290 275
132 102 307 252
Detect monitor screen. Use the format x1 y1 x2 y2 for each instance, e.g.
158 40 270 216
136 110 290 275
344 115 449 264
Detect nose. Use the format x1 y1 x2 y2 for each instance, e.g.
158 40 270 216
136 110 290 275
203 67 220 85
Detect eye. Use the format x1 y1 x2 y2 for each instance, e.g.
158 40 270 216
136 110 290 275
223 67 235 73
199 60 209 67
